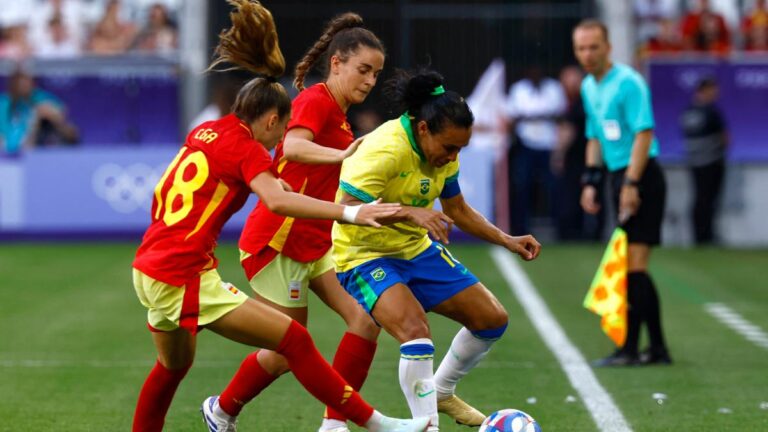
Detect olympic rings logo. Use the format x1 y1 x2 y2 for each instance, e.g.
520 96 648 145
91 163 164 214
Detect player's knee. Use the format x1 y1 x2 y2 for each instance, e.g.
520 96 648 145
257 350 291 376
158 354 194 372
347 312 380 341
470 321 508 341
393 318 431 343
470 306 509 339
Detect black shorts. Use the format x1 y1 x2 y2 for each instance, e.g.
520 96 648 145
609 159 666 246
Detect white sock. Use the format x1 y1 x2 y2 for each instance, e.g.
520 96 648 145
434 327 496 400
319 418 347 431
399 338 438 427
364 410 385 432
213 399 236 420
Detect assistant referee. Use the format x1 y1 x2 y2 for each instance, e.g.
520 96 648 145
573 19 672 367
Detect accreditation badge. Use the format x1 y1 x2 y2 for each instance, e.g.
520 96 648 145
602 120 622 141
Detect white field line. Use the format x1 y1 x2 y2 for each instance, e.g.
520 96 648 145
491 246 633 432
704 303 768 350
0 358 536 370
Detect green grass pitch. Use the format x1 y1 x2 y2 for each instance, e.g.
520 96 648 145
0 243 766 431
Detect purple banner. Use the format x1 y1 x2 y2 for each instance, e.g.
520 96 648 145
0 59 180 146
0 147 256 236
648 59 768 162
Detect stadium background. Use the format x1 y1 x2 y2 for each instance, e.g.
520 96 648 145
1 1 767 431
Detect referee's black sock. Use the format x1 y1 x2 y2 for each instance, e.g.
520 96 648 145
622 277 642 357
630 271 668 353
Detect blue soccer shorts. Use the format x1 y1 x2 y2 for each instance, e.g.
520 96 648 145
337 242 479 314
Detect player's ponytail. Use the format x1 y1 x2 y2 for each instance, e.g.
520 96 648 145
207 0 291 122
293 12 385 91
383 68 474 134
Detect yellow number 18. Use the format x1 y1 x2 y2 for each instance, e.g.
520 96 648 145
153 148 229 239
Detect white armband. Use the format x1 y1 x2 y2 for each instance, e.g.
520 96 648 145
342 204 362 223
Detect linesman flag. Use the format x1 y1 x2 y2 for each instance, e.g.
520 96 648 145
583 228 628 346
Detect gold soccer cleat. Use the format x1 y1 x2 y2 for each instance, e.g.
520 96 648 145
437 394 485 426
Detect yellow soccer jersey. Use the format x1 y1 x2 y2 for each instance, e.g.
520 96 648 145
332 115 460 272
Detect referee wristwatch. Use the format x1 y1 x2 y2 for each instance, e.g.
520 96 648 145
622 177 641 188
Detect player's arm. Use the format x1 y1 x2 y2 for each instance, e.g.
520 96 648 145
282 128 360 164
250 171 399 226
338 191 454 244
440 193 540 261
580 89 604 215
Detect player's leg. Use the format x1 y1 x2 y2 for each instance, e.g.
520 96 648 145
132 269 199 432
337 259 437 428
208 298 430 431
431 282 508 426
311 267 380 431
368 283 437 429
133 328 196 432
213 251 310 422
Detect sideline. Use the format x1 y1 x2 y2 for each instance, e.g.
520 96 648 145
491 247 633 432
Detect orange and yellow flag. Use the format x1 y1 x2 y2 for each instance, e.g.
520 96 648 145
583 228 628 346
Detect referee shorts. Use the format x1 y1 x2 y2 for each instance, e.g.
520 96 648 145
610 158 666 246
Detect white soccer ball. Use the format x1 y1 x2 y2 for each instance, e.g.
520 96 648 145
478 408 541 432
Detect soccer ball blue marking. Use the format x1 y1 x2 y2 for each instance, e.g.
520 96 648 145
478 409 541 432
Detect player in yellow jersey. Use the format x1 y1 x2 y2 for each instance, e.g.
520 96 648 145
333 69 542 430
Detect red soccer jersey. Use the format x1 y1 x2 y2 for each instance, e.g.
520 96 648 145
239 83 353 263
134 114 274 286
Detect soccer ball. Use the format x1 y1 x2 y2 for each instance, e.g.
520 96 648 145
478 409 541 432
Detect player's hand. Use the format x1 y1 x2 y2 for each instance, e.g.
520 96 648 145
352 199 401 227
405 207 454 244
35 103 65 124
339 135 366 162
580 185 601 215
277 178 293 192
619 185 641 223
505 234 541 261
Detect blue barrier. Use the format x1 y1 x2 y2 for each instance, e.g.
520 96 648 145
0 144 495 239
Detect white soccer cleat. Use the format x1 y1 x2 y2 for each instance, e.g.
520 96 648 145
377 415 431 432
200 395 238 432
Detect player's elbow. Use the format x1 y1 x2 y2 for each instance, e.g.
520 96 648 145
261 193 291 215
282 139 302 161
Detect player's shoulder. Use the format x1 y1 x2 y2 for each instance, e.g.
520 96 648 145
187 114 257 154
294 83 334 107
362 119 407 150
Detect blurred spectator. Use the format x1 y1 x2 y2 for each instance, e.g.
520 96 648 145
553 66 604 241
642 18 684 56
350 108 382 136
743 0 768 51
133 3 177 54
635 0 679 43
188 74 242 131
87 0 137 55
29 0 87 55
0 67 79 156
0 23 33 60
505 65 566 235
34 13 81 58
681 0 731 54
680 78 727 245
